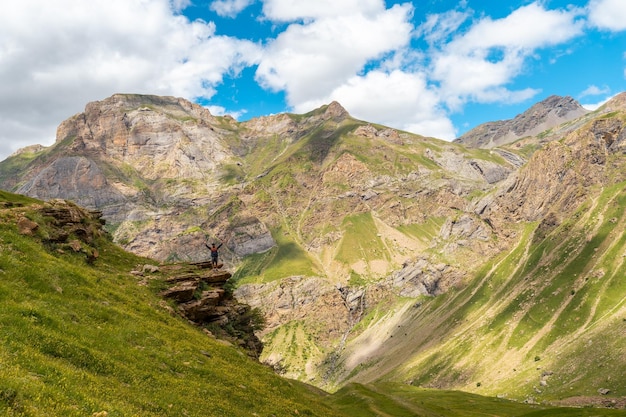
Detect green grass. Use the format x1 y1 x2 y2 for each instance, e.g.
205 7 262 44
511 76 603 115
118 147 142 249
232 226 317 284
0 195 347 417
336 212 387 267
396 217 446 243
326 383 625 417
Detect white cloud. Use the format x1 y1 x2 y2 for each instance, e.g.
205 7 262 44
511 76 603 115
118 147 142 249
581 93 618 110
256 3 413 105
429 3 584 108
579 84 611 98
0 0 261 160
418 9 471 47
206 104 246 119
588 0 626 31
210 0 254 18
261 0 384 21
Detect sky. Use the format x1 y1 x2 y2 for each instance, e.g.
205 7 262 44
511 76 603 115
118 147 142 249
1 0 626 162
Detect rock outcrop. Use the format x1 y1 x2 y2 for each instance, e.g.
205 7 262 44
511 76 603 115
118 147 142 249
12 198 107 263
156 262 263 358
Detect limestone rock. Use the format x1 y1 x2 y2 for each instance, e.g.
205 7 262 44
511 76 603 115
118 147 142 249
17 216 38 235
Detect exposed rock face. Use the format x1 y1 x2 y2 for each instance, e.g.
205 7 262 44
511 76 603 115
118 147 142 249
455 95 589 148
235 277 350 342
229 218 275 257
56 94 226 181
386 258 461 298
480 113 626 229
157 262 263 358
17 156 125 214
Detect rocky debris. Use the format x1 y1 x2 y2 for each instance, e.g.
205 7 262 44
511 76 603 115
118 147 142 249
353 124 403 144
17 216 38 235
157 263 263 358
337 286 367 322
386 257 462 297
425 148 512 183
551 395 626 409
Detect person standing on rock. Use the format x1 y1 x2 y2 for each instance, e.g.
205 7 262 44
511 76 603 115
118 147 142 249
206 240 223 269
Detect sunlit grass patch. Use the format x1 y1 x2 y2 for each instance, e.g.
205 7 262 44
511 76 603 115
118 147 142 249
336 213 386 266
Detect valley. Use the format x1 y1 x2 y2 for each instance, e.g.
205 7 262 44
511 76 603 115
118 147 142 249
0 92 625 414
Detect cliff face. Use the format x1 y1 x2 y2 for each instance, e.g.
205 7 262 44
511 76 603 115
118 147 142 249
2 92 626 399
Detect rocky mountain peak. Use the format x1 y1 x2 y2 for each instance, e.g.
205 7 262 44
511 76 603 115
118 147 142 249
455 95 589 148
324 101 349 120
54 93 230 180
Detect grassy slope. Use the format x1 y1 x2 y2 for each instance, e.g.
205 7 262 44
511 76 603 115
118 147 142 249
338 181 626 405
0 194 346 417
327 382 626 417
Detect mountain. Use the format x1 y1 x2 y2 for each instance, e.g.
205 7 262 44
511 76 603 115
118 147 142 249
454 95 589 148
1 92 626 410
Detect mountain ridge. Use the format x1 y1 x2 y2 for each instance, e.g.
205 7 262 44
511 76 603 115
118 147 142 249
1 92 625 407
455 95 589 148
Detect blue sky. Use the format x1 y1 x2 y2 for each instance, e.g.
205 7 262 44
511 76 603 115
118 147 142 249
1 0 625 160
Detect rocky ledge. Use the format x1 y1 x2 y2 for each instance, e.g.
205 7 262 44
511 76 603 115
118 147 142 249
145 262 264 358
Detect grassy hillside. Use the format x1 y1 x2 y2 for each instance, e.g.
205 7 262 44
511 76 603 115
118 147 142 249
334 180 626 405
0 192 346 417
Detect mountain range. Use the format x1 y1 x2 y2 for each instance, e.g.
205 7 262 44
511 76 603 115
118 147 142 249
1 91 625 411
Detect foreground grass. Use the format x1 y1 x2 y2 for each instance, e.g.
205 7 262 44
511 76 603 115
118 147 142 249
327 383 626 417
0 198 344 417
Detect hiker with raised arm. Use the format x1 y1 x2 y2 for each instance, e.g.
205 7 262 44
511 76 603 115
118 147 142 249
206 239 223 269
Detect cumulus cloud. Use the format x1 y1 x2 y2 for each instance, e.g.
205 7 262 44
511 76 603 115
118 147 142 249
430 3 584 108
256 3 414 106
588 0 626 31
326 70 456 140
261 0 385 21
579 84 611 98
0 0 260 160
